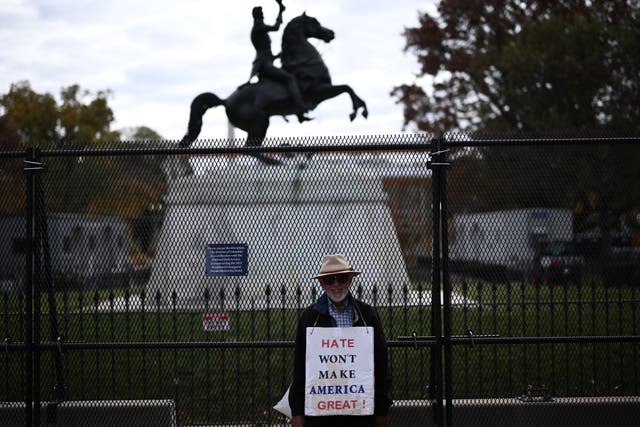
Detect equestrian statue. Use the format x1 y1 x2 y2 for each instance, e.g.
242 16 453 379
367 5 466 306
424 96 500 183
179 0 368 162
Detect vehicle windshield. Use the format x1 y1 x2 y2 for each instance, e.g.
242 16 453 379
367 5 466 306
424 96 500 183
540 241 572 256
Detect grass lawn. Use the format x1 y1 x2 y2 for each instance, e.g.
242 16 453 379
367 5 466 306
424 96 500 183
2 279 639 424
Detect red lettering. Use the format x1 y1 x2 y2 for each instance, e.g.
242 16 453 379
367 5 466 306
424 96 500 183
317 400 360 411
321 338 358 348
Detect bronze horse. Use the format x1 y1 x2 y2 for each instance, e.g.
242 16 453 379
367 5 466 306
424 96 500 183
179 13 368 159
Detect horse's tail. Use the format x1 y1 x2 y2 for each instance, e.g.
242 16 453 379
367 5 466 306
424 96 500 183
179 92 225 147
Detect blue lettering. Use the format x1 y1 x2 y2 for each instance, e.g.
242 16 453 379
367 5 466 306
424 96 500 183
307 384 366 395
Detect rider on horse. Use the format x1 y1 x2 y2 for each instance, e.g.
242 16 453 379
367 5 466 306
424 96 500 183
250 0 310 123
180 8 367 154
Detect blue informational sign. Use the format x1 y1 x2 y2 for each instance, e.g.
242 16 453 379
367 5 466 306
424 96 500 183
205 243 249 276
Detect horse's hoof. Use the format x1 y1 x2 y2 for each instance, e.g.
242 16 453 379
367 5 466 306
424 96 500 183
297 114 313 123
362 108 369 119
349 112 357 121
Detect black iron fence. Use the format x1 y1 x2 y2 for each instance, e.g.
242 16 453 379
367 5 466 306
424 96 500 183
1 134 640 426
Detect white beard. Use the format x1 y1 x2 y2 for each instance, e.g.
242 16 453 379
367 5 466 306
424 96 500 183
327 290 348 304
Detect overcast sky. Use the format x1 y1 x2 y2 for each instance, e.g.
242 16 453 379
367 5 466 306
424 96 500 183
1 0 436 144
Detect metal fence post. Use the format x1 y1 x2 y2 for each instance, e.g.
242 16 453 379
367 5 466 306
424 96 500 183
24 148 34 427
35 162 66 409
439 141 453 427
428 136 454 427
430 137 444 427
23 147 45 427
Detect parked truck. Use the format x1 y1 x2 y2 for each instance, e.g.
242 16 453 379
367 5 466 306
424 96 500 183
449 208 584 283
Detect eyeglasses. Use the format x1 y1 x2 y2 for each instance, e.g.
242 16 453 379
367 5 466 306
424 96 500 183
319 273 352 286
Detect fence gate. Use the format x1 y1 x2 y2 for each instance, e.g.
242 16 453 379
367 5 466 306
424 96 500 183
438 136 640 427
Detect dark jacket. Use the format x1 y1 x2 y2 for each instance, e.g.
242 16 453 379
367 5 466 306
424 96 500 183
289 292 393 420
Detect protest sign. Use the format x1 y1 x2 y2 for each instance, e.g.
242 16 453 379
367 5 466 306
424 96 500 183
304 327 374 416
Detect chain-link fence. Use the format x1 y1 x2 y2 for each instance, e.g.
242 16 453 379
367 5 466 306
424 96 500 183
1 134 639 426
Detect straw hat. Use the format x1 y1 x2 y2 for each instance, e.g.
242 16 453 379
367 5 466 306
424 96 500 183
312 253 361 279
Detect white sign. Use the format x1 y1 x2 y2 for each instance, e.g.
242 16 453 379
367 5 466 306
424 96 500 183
304 327 374 416
202 312 229 331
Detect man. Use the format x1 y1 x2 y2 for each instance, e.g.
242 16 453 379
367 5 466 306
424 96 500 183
249 0 309 123
289 253 392 427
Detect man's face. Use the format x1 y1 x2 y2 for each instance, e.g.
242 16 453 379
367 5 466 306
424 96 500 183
319 273 353 304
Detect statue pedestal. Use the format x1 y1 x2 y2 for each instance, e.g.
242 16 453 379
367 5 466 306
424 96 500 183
147 158 410 310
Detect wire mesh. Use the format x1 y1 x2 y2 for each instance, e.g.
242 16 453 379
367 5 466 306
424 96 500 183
1 134 639 426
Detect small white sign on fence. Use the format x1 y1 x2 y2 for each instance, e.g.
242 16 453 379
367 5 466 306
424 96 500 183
202 312 230 331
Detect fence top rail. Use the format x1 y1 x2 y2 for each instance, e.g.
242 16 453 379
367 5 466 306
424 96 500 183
2 135 639 158
447 135 640 147
38 142 435 158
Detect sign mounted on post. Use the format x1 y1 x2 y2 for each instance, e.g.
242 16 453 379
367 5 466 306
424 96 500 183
304 327 374 416
202 312 230 331
205 243 248 276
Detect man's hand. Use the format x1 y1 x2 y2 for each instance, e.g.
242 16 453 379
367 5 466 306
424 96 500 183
291 415 303 427
276 0 286 12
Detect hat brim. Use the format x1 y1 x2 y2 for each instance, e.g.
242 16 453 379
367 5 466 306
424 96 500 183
312 269 361 280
